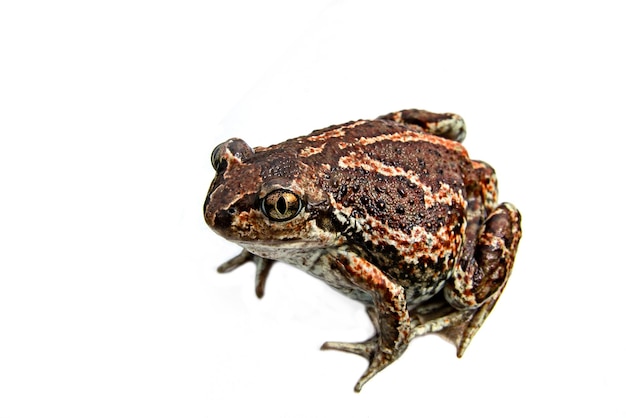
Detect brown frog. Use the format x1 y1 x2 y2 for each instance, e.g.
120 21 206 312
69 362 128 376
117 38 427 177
203 109 522 392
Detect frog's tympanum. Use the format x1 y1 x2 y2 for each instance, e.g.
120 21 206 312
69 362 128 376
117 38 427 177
204 109 522 392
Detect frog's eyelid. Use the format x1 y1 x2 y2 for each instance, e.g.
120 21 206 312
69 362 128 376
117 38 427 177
307 199 327 207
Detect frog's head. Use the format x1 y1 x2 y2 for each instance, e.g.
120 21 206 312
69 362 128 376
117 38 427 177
204 138 338 257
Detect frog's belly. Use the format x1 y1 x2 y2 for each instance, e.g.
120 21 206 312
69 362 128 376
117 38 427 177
239 243 364 297
244 243 449 306
284 248 449 306
299 253 374 304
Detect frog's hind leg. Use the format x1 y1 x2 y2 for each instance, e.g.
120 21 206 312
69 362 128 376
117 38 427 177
409 296 495 358
409 203 521 356
441 202 522 357
377 109 466 142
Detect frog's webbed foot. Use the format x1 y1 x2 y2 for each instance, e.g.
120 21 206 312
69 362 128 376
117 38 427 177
217 249 275 298
321 335 405 392
409 294 465 349
410 308 474 352
408 298 500 357
319 305 378 358
321 305 409 392
377 109 466 142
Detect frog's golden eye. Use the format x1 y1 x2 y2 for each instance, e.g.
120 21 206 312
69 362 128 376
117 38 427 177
261 189 302 222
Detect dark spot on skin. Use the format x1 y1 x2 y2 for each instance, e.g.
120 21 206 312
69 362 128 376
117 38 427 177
214 209 234 229
396 206 405 215
352 208 364 218
429 149 442 158
338 184 348 200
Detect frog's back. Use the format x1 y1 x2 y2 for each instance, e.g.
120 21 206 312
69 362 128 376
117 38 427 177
271 118 477 296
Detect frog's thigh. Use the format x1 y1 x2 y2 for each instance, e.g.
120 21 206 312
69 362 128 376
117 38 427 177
442 202 522 355
445 202 521 309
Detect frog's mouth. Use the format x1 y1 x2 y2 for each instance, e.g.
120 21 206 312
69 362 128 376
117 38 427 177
233 237 336 252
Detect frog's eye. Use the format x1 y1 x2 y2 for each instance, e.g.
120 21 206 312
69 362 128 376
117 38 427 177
260 189 303 222
211 138 254 173
211 144 227 172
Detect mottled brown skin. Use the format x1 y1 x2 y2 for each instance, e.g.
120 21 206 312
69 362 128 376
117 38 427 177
204 109 522 392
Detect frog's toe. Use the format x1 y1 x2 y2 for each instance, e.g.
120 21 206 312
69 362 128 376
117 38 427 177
216 249 254 273
216 249 275 298
321 337 382 392
321 337 405 392
320 336 377 359
454 296 499 357
353 347 404 392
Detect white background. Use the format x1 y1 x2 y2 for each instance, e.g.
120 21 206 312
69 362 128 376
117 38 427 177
1 1 624 417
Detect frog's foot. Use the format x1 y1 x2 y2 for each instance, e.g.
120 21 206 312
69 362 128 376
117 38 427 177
411 297 499 357
217 249 275 298
409 294 489 356
453 296 500 357
377 109 466 142
321 306 408 392
321 336 405 392
409 309 471 339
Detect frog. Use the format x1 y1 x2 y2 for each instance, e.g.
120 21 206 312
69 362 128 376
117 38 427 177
203 109 522 392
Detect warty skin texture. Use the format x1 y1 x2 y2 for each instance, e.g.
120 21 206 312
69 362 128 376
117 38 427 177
204 109 522 392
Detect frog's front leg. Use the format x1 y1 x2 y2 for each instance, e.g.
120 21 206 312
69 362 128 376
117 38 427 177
320 251 411 392
442 202 522 356
217 249 275 298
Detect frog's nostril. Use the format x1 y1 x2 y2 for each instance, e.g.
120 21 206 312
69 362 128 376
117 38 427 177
214 209 234 229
